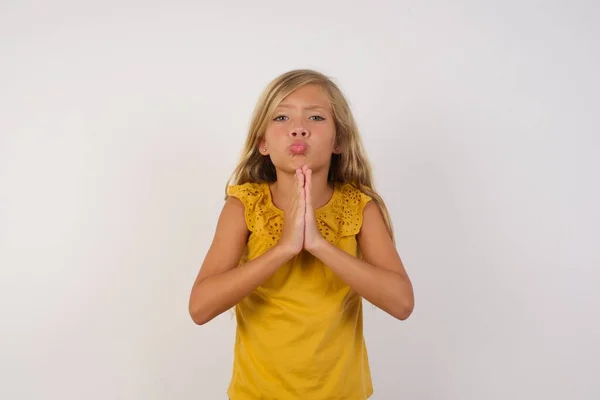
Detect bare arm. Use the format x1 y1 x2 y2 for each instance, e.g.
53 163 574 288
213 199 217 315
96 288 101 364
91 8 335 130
188 197 295 325
307 201 414 320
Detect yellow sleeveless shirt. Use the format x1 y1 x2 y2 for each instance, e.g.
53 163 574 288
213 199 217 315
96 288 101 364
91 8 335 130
226 181 374 400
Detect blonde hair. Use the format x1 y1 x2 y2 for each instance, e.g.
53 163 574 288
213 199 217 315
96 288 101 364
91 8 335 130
226 69 395 241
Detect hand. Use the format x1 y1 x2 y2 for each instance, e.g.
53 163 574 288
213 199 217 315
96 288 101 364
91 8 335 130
277 169 306 256
303 166 326 253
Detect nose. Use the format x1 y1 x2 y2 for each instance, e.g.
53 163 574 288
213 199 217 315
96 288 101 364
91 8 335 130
290 125 309 138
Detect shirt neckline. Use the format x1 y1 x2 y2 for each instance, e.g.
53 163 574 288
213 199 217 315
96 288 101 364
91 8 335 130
263 182 339 216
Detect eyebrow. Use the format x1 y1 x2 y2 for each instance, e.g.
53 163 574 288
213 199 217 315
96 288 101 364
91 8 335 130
276 104 329 111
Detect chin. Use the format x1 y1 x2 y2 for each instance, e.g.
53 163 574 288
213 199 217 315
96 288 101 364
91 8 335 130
272 153 324 174
271 158 307 174
291 156 308 169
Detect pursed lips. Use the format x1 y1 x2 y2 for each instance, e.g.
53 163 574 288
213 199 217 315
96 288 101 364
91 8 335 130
289 141 308 155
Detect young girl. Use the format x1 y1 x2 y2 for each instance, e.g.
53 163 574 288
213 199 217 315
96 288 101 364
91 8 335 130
189 69 414 399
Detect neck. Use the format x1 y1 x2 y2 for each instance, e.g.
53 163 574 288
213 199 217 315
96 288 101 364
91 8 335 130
270 167 334 210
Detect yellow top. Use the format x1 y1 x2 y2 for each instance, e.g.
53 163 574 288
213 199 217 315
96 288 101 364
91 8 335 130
226 181 374 400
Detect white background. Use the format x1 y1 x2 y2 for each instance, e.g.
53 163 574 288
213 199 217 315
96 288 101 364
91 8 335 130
1 1 599 399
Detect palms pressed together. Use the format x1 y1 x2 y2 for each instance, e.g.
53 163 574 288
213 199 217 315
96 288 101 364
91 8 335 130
280 165 325 255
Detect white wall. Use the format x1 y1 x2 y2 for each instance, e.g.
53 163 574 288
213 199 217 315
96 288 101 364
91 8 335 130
1 1 599 399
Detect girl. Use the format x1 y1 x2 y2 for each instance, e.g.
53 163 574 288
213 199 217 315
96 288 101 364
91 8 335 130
189 69 414 399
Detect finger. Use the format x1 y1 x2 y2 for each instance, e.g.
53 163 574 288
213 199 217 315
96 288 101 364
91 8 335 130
295 169 301 191
302 165 310 188
296 168 304 188
298 175 306 209
294 170 304 213
305 168 312 209
287 170 299 210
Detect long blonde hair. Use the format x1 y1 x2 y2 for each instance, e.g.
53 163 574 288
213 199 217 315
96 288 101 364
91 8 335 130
226 69 395 241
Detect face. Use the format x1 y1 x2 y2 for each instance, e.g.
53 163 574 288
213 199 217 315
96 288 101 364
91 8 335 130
259 84 340 174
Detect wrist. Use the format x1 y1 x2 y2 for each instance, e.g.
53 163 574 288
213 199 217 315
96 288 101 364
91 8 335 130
305 237 329 256
274 242 300 262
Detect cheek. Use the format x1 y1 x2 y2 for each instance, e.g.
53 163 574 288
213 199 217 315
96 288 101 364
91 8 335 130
265 125 288 141
314 125 336 144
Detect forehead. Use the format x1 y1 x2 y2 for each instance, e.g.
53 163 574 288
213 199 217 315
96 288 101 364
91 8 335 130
276 84 331 110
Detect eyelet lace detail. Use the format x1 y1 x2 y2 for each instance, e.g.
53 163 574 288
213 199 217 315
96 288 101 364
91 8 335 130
227 182 371 248
227 183 282 247
316 184 371 244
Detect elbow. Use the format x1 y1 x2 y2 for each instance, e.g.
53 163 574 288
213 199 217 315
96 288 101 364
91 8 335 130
392 279 414 321
391 295 414 321
189 283 216 325
189 306 213 326
188 298 214 326
190 310 209 326
394 305 413 321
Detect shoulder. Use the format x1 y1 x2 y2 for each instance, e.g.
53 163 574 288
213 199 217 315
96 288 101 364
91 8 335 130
338 183 372 205
227 181 265 200
226 181 277 234
357 193 392 243
328 183 372 237
336 184 372 218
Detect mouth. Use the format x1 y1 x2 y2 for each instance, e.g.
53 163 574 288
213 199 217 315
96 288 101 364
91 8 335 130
289 141 308 155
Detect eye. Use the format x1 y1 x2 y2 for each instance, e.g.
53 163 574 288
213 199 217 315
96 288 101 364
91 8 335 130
310 116 325 121
273 115 288 122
